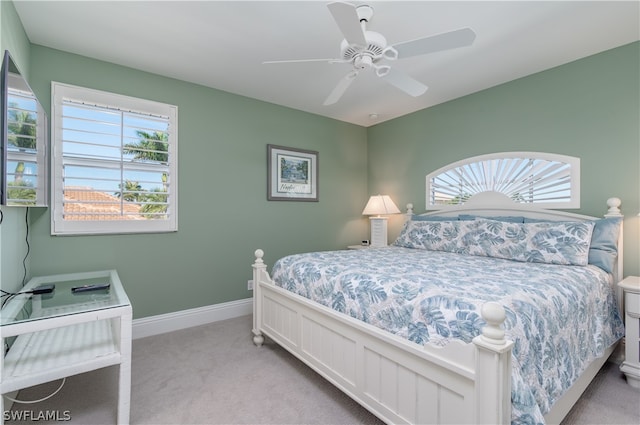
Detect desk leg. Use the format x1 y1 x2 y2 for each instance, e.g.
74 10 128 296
117 311 133 425
1 335 4 425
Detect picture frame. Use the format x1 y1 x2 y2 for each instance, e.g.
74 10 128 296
267 144 318 201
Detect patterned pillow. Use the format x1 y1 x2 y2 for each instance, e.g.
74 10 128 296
468 219 595 266
525 217 622 272
393 220 463 252
395 218 595 266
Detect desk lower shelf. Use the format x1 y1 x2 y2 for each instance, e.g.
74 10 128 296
2 320 121 393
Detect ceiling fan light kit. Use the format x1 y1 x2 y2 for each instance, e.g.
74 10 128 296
264 1 476 106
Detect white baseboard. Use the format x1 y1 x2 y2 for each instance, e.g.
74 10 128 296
132 298 252 340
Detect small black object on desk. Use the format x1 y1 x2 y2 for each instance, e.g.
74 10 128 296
71 283 111 293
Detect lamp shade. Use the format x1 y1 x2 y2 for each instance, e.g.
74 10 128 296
362 195 401 216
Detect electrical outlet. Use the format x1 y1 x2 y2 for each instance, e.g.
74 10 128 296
247 279 254 290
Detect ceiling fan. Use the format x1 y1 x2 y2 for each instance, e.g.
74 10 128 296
264 1 476 106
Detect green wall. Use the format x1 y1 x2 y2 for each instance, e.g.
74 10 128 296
0 0 33 294
368 42 640 278
23 46 368 319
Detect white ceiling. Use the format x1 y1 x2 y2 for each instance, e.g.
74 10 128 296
13 1 640 127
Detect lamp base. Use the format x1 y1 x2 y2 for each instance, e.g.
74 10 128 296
369 217 389 247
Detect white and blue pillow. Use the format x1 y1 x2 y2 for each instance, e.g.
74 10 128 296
462 219 595 266
395 216 611 268
393 220 463 252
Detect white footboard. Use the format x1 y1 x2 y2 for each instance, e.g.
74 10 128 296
252 249 513 425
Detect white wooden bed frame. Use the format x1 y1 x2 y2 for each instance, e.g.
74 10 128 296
251 193 624 425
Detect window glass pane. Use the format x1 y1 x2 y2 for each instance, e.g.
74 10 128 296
6 158 38 205
122 113 169 164
63 165 122 191
63 138 122 160
7 90 38 152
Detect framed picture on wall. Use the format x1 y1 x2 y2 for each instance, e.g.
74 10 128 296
268 144 318 201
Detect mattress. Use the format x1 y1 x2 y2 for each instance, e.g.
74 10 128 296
271 246 624 424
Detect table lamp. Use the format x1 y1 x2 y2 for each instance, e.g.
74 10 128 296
362 195 401 247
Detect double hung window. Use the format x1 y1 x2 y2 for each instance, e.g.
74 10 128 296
51 82 178 235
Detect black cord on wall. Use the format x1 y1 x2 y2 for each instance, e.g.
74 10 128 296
22 207 30 287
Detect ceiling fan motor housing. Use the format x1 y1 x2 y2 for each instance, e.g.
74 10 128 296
340 30 387 64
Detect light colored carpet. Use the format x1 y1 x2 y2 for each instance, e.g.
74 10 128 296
6 315 640 424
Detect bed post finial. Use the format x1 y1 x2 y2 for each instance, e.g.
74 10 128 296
254 249 265 264
605 197 622 217
405 203 414 222
479 302 507 346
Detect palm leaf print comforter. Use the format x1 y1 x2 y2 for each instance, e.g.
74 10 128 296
270 246 624 425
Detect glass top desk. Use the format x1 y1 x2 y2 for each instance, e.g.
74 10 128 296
0 270 132 424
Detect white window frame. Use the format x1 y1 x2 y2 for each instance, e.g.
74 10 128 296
51 82 178 235
426 152 580 210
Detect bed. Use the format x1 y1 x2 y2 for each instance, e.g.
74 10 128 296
251 192 624 425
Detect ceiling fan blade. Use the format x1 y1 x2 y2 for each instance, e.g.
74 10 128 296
391 27 476 59
380 68 428 97
263 58 339 65
323 71 358 105
327 2 367 46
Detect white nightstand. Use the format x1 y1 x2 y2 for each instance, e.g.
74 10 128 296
619 275 640 389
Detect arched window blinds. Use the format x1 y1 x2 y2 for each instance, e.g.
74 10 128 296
426 152 580 210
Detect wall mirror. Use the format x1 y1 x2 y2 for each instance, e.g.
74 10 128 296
1 50 48 207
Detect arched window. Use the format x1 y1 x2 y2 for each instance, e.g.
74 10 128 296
426 152 580 210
